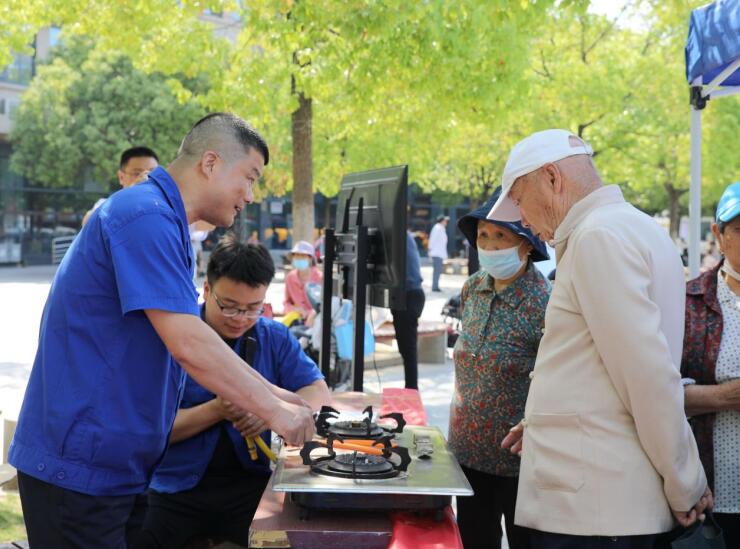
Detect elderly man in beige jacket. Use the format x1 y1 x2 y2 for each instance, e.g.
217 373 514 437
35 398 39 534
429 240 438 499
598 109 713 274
490 130 711 549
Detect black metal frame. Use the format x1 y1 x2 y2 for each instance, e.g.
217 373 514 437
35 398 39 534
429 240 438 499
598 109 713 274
319 195 371 392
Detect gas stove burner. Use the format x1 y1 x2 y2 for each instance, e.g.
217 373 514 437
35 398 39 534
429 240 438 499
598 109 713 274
315 405 406 440
314 453 399 480
299 433 411 479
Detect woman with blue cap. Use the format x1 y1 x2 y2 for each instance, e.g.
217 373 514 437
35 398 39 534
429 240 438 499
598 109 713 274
448 187 550 549
681 181 740 547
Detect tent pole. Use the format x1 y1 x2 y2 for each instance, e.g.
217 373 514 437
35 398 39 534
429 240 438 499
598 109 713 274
708 86 740 99
689 104 702 278
702 58 740 97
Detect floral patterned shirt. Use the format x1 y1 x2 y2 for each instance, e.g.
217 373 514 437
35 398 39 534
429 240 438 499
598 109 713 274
681 263 723 488
448 262 550 477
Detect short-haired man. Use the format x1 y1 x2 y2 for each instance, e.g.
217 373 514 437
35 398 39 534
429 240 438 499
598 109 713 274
82 146 159 226
495 129 710 548
9 113 316 548
141 235 331 548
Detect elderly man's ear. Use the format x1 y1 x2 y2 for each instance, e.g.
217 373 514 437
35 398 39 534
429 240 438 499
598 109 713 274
543 163 564 194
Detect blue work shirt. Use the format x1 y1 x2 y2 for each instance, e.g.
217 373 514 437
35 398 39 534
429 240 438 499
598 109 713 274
405 231 423 290
150 315 324 493
9 167 199 496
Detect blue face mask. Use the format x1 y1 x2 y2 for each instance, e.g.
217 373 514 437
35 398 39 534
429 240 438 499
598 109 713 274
478 244 525 280
292 258 310 271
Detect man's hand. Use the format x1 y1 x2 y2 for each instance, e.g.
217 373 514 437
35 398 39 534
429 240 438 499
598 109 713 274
214 396 244 423
672 486 713 527
501 421 524 456
233 412 268 439
267 400 315 446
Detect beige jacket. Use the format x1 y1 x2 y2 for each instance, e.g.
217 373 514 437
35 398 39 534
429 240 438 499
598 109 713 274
515 186 707 536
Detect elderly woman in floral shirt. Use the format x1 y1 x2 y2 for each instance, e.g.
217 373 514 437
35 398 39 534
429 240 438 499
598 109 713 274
449 187 550 549
682 181 740 547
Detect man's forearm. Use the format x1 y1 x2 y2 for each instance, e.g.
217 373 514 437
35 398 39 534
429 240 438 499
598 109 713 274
685 380 740 416
169 400 222 444
296 380 332 411
147 310 317 446
160 313 283 419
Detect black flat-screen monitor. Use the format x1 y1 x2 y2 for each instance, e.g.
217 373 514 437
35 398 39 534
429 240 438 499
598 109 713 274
335 165 408 309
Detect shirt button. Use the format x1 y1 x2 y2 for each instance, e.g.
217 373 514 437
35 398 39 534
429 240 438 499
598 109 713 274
521 418 528 427
528 371 535 380
56 471 66 480
36 463 45 472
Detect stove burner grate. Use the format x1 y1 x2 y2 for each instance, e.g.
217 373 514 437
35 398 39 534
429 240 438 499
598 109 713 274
313 454 400 479
300 433 411 480
315 405 406 440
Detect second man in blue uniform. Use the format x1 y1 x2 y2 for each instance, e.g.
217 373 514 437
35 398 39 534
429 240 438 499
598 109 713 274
141 234 331 548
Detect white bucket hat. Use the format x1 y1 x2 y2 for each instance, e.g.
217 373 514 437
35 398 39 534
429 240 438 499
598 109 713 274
487 129 593 222
290 240 315 256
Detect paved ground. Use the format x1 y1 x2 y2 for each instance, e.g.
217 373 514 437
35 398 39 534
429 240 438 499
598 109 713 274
0 263 466 433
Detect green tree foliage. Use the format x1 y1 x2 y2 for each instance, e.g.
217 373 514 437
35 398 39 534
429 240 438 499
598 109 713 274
436 0 738 237
215 1 555 240
4 0 737 238
10 38 206 194
6 1 555 240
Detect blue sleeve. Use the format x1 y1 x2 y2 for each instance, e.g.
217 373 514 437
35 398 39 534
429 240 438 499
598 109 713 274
108 212 199 316
272 325 324 392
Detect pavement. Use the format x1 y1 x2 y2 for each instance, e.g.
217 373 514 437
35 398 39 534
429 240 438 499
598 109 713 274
0 262 467 438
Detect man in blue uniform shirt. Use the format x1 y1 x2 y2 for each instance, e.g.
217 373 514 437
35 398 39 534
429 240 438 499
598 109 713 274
141 234 331 548
9 113 316 548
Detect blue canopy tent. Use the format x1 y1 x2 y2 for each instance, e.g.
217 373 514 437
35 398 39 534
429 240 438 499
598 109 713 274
685 0 740 277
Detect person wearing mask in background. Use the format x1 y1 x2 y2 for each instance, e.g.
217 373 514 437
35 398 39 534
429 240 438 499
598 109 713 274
82 146 159 226
390 230 425 390
283 240 323 326
496 129 709 548
9 113 315 549
142 234 331 548
428 214 449 292
681 181 740 547
450 188 550 549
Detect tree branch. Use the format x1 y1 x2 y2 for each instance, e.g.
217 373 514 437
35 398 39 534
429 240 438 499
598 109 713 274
581 2 631 64
533 48 552 79
577 113 606 137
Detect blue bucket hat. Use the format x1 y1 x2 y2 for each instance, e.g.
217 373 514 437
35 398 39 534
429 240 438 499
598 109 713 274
458 187 549 262
717 182 740 223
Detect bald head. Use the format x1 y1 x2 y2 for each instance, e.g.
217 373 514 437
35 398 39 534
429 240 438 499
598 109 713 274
176 112 269 166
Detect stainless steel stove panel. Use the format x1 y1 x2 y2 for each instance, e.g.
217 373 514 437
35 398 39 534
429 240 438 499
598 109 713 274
272 425 473 496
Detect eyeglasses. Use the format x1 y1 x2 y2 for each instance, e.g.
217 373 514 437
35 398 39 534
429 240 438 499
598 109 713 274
211 292 264 319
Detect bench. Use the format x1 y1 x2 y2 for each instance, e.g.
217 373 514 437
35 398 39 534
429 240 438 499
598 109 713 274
442 258 468 275
374 321 448 364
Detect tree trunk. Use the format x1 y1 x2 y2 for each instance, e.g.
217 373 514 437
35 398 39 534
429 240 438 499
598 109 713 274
291 85 314 244
664 182 688 239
